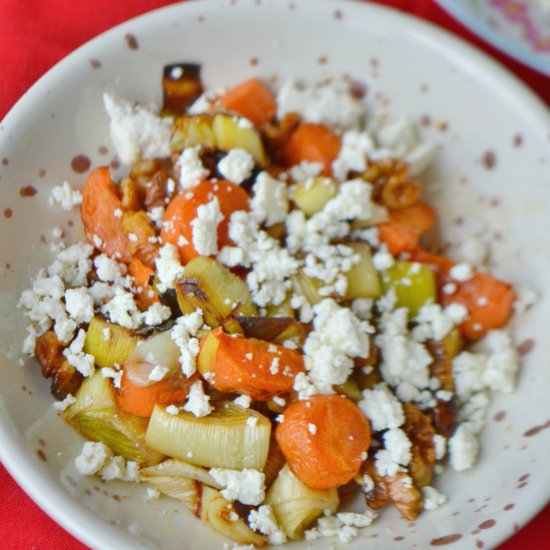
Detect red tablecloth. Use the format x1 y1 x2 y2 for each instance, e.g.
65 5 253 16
1 0 549 548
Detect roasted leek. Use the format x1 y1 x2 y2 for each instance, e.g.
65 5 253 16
171 114 217 152
176 256 258 326
265 464 339 540
343 242 381 300
291 177 337 217
145 402 271 470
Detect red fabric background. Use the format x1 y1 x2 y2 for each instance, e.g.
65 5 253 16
1 0 549 548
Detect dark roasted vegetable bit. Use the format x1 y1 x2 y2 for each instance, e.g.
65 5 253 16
163 63 203 113
50 358 84 400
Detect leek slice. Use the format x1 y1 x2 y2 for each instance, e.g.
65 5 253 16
146 402 271 470
171 114 217 152
291 177 337 217
140 458 221 488
176 257 257 327
83 316 141 368
344 242 381 300
381 261 436 318
265 464 339 540
64 372 162 466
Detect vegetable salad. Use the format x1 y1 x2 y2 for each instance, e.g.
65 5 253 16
19 65 521 547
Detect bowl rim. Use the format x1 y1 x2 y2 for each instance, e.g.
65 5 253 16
1 0 550 548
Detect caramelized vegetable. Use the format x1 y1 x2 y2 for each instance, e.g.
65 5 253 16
343 242 381 300
291 176 338 217
171 114 217 152
162 62 204 114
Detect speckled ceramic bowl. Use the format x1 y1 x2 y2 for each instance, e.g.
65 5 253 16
1 1 549 549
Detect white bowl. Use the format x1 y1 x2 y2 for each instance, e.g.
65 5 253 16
1 1 550 548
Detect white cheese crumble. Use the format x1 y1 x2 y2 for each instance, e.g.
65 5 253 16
332 130 375 181
144 302 172 326
191 197 224 256
101 367 122 389
183 380 213 417
50 181 83 210
171 310 203 377
103 93 171 166
234 394 252 409
178 145 210 189
250 172 289 227
422 486 447 510
383 428 412 466
155 243 185 293
218 149 254 184
64 287 94 324
75 441 112 475
101 287 143 330
304 510 378 544
52 394 76 411
148 365 170 382
358 383 405 431
248 505 287 545
449 262 474 282
449 423 479 471
208 468 265 506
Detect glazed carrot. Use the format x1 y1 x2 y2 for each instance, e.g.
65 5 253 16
161 180 250 264
219 78 277 127
198 328 304 401
128 258 159 309
275 395 371 490
81 167 132 262
283 123 341 176
442 272 516 341
378 202 436 255
116 370 198 417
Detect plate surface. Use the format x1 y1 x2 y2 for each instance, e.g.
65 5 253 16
1 1 550 549
437 0 550 75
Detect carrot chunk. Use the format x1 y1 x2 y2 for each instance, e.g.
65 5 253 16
283 123 341 176
198 328 304 401
128 258 159 309
219 78 277 126
116 370 198 418
378 202 436 255
160 180 250 263
81 167 132 262
275 395 371 490
442 272 516 341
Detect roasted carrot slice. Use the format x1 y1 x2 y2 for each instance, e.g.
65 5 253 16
128 258 159 309
198 328 304 401
81 166 132 262
160 180 250 264
275 395 371 490
219 78 277 126
378 202 436 255
283 123 341 176
116 370 198 418
442 272 516 341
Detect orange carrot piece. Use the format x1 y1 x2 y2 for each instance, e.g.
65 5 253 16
199 328 304 401
116 371 198 417
219 78 277 127
283 123 341 176
128 258 159 309
160 180 250 264
442 272 516 341
81 167 132 262
275 395 371 490
378 202 436 255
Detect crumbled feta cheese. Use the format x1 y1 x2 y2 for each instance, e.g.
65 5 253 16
178 145 210 189
449 423 479 471
383 428 412 466
144 302 172 326
191 197 224 256
308 423 317 435
75 441 112 475
52 394 76 411
433 434 447 460
171 310 203 377
375 449 404 477
251 172 288 227
246 416 258 428
358 383 405 431
101 287 143 330
101 367 122 389
422 486 447 510
372 248 395 271
218 149 254 184
166 404 180 415
64 287 94 324
155 243 185 293
449 263 474 282
234 394 252 409
103 93 171 165
146 487 161 500
50 181 83 210
94 254 126 283
482 330 519 394
304 510 377 544
332 130 375 181
48 242 94 287
209 468 265 506
183 380 213 417
248 505 287 545
148 365 170 382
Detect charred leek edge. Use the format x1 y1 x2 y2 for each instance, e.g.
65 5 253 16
64 372 163 466
291 177 338 217
265 464 339 540
176 256 258 327
213 113 267 166
170 114 217 151
145 402 271 470
83 316 141 369
344 242 382 300
139 472 266 546
381 260 436 319
140 458 222 489
291 272 322 306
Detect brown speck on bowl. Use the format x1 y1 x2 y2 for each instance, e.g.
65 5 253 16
124 33 139 50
